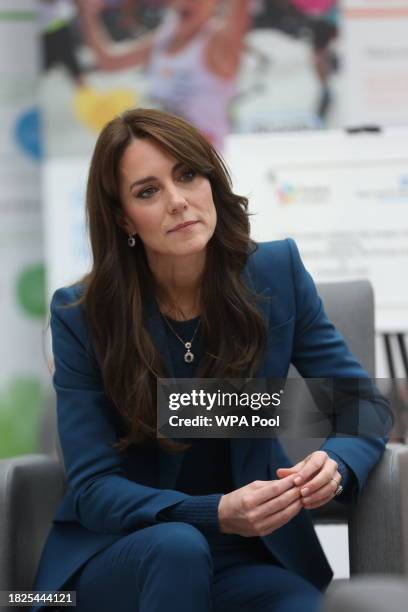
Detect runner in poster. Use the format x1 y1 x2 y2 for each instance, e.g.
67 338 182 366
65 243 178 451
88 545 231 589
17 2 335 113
252 0 339 120
39 0 137 132
78 0 251 149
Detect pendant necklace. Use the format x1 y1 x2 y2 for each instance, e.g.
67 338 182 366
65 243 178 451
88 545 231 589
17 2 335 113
161 314 201 363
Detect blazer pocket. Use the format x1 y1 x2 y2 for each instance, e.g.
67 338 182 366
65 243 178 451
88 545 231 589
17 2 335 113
266 316 295 347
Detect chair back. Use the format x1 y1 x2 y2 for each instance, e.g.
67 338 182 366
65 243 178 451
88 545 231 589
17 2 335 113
281 280 375 522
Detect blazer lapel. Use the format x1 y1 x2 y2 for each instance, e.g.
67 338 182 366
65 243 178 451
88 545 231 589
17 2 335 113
143 293 175 378
143 294 185 489
229 281 273 482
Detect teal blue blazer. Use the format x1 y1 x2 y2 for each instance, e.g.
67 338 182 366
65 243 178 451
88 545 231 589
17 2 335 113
32 239 390 611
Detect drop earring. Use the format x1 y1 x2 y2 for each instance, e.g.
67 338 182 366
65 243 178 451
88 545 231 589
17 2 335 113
128 233 137 247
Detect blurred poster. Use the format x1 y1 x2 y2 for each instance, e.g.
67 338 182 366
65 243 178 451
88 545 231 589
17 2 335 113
224 128 408 333
342 0 408 126
0 0 49 457
42 157 91 294
39 0 343 155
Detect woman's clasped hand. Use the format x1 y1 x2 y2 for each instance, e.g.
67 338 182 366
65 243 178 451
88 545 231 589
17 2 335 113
277 450 342 511
218 451 341 537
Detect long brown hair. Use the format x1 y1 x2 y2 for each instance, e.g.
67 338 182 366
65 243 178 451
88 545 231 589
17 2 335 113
75 108 267 453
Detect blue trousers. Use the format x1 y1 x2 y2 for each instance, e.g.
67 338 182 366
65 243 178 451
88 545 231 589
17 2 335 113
66 523 322 612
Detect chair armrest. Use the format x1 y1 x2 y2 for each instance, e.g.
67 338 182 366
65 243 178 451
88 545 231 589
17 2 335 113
349 443 408 575
0 454 65 591
323 576 408 612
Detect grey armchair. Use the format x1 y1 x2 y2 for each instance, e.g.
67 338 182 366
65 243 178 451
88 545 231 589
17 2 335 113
1 281 407 605
323 576 408 612
0 454 65 595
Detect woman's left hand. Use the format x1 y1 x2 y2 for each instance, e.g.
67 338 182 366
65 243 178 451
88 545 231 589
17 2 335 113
276 450 341 510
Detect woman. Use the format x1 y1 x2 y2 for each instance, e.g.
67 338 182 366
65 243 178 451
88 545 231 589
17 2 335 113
32 108 390 612
78 0 251 149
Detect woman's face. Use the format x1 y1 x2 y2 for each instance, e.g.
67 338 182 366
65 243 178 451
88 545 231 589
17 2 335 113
119 137 217 263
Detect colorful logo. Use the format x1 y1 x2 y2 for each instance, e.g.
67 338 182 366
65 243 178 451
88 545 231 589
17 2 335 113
276 182 297 205
13 107 43 161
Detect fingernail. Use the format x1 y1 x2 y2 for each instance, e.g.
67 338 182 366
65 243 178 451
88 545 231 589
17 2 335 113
294 477 302 485
301 487 309 496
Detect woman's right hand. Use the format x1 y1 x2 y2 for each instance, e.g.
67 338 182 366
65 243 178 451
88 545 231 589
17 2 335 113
218 475 302 537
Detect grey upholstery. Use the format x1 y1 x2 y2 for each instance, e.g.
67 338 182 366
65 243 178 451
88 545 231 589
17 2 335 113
318 280 376 378
349 443 408 574
283 280 376 465
0 454 65 594
323 576 408 612
282 281 377 522
0 280 406 605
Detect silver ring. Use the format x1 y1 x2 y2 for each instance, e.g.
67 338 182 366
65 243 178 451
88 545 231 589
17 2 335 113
334 484 343 497
331 478 343 497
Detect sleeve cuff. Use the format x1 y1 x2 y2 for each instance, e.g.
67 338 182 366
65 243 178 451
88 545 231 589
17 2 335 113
155 493 223 534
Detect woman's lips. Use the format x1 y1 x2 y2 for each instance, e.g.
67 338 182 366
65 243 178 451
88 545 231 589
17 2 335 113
168 221 198 233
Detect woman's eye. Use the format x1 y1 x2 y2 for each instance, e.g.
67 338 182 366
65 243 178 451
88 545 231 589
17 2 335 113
136 186 157 199
179 169 196 182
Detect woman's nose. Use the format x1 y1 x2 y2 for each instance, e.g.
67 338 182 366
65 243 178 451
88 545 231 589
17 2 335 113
167 188 188 213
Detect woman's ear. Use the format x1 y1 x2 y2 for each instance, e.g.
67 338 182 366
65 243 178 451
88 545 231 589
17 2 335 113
116 210 136 235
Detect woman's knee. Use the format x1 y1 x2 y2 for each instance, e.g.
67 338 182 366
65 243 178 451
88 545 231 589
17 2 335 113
142 522 212 568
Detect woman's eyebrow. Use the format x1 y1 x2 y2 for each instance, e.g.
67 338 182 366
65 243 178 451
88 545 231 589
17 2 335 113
129 176 156 191
129 162 184 192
